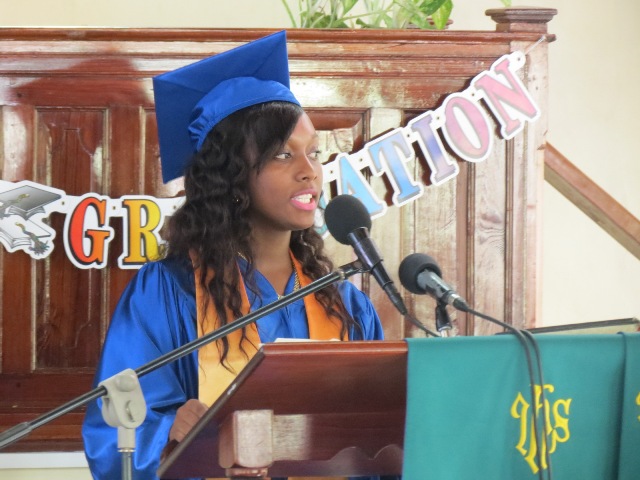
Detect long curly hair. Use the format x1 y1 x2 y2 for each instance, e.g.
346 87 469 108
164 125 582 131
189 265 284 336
166 101 360 365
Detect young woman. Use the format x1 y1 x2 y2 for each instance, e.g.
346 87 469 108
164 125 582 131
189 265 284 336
82 32 389 480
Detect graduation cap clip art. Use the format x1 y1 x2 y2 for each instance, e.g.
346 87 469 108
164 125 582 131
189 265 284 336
153 30 300 183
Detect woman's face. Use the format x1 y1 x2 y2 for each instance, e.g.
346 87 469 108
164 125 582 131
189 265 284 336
247 112 323 234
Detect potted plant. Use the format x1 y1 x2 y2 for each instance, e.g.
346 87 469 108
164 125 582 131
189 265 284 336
281 0 512 30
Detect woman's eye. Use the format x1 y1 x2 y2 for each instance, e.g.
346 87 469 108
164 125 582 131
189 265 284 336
308 149 322 160
274 152 292 160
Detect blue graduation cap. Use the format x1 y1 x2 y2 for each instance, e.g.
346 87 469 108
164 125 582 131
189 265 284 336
153 31 300 183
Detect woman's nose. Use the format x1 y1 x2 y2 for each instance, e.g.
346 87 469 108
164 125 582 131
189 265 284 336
296 154 319 181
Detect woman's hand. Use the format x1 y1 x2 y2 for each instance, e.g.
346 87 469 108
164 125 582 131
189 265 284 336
169 399 208 442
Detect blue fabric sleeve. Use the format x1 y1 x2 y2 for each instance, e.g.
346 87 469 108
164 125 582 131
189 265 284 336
338 280 386 341
82 258 199 480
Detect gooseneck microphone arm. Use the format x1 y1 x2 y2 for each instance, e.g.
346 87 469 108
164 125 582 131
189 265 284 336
0 260 365 450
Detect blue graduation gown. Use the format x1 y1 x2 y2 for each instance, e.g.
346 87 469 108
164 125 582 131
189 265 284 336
82 256 392 480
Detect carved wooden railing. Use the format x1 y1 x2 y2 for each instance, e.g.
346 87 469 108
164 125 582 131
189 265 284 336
544 143 640 260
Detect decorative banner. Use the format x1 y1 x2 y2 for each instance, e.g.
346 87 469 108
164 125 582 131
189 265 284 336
0 51 540 269
0 179 183 269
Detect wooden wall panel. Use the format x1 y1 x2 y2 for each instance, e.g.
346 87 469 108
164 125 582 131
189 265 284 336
0 8 556 451
35 109 106 369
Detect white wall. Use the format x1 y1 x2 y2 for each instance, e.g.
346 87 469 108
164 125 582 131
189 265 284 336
0 452 91 479
539 0 640 326
1 0 639 476
0 0 292 28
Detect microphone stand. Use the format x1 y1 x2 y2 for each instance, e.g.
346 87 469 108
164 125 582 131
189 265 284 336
435 300 453 337
0 260 365 476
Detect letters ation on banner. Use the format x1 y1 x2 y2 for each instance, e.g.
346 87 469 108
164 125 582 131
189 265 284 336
0 52 540 269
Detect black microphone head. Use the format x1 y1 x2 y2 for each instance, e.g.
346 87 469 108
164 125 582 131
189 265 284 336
324 194 372 245
398 253 443 294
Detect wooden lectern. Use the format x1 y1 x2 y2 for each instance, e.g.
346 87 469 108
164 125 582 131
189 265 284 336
158 341 408 479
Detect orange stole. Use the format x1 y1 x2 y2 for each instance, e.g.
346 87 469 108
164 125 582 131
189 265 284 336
195 254 347 480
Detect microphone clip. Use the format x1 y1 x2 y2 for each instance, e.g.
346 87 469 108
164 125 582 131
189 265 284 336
435 300 453 336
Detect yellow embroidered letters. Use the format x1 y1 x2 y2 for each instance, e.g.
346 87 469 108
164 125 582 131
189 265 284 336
511 384 572 474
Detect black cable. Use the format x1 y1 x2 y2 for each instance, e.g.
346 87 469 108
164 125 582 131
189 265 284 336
461 305 552 480
404 311 440 338
521 328 553 479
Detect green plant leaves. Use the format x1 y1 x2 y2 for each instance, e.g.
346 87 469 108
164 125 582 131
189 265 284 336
427 0 454 30
291 0 367 28
281 0 446 29
390 0 451 29
282 0 509 30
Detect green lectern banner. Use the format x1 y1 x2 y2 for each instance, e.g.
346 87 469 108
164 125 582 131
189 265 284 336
618 333 640 480
403 333 640 480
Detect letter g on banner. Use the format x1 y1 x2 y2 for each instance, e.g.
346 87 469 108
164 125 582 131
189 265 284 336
64 193 115 269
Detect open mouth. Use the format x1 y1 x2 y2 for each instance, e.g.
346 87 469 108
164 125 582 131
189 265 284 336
292 193 313 204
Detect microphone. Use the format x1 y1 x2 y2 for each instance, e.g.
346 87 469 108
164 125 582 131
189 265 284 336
398 252 469 312
398 252 552 479
324 194 408 316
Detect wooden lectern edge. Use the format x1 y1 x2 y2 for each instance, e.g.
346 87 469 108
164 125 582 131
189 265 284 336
218 409 405 476
158 340 409 479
